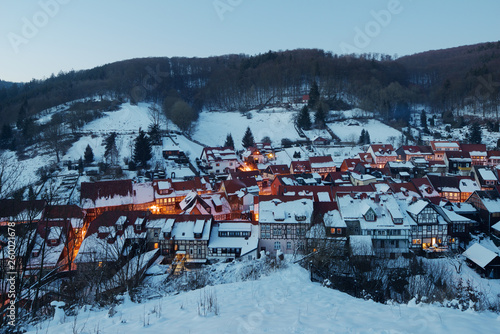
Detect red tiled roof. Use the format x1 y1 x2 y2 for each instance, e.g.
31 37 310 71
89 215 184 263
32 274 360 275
309 156 334 164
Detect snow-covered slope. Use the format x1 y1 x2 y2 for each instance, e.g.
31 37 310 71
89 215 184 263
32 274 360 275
193 108 301 150
26 264 500 334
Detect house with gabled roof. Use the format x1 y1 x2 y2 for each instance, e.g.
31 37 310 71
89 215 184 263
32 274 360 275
434 205 476 250
290 160 312 174
200 147 240 174
309 156 336 174
444 151 472 175
207 221 259 261
152 177 212 214
460 143 487 166
262 164 290 181
463 243 500 279
336 193 411 258
396 145 433 162
430 140 460 160
486 150 500 167
427 175 462 203
340 158 361 172
466 189 500 232
403 199 448 251
472 166 498 190
258 196 314 256
412 177 441 202
366 144 398 168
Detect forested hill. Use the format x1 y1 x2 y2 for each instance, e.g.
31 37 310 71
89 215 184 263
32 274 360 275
0 41 499 126
397 41 500 114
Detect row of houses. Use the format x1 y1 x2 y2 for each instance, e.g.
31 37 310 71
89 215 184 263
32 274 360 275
3 140 500 284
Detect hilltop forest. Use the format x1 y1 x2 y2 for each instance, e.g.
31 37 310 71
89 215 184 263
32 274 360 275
0 41 499 129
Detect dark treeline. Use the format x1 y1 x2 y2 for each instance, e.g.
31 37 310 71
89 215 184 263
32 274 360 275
0 42 499 127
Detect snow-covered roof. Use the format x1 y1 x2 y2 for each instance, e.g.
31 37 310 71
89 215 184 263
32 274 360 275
492 221 500 232
259 198 313 224
317 192 331 202
208 223 258 257
218 223 252 233
481 198 500 213
433 142 459 148
350 173 376 181
161 218 175 233
478 168 497 182
337 195 411 230
406 200 429 216
458 179 480 193
323 210 347 228
158 181 171 190
463 243 499 269
171 219 211 240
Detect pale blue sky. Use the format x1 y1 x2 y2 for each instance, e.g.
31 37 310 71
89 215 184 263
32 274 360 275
1 0 499 82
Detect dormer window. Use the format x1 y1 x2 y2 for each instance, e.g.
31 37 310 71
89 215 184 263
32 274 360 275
364 208 376 222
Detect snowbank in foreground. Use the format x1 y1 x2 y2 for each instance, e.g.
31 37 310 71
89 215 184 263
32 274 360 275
26 264 500 334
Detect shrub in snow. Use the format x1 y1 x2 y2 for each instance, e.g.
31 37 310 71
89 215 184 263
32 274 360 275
197 288 219 317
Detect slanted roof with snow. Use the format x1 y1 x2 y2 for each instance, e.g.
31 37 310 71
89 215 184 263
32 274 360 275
208 223 258 257
463 243 499 269
406 200 429 216
458 179 480 193
323 210 347 228
171 219 211 240
478 168 497 182
259 198 313 224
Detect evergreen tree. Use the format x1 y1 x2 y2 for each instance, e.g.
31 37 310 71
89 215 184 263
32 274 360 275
0 124 13 150
308 81 320 108
468 123 482 144
314 104 326 129
293 151 301 159
84 144 94 164
358 129 366 144
133 129 152 167
297 105 311 130
365 130 371 144
497 138 500 150
148 123 161 145
224 133 234 149
17 99 27 130
420 110 427 127
242 126 255 149
104 132 119 165
78 157 84 175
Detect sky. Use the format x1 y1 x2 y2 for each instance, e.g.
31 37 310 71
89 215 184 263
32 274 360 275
1 0 499 83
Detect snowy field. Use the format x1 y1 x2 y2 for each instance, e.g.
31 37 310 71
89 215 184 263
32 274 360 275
328 119 403 144
26 263 500 334
193 108 301 150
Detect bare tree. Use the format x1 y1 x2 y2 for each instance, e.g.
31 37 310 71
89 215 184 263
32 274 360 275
0 153 24 200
